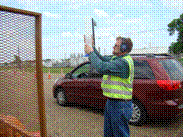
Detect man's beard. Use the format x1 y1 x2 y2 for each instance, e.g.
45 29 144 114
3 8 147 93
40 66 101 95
112 51 115 55
113 50 118 55
113 50 124 56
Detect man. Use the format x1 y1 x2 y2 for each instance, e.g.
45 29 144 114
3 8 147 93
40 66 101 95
84 36 134 137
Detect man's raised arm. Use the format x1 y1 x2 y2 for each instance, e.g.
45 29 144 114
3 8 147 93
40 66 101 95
84 35 111 62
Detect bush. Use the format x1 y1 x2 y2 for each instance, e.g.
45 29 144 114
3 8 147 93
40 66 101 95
178 58 183 65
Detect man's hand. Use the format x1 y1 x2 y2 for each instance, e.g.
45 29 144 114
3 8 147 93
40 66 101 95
84 35 94 54
84 35 95 47
84 44 94 54
61 68 65 78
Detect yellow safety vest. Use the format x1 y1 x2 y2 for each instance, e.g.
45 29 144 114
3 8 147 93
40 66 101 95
101 55 134 99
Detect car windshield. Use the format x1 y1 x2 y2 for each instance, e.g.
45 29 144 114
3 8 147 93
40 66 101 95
158 59 183 80
72 63 90 77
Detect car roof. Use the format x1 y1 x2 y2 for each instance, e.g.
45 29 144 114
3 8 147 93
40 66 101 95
102 53 174 59
130 54 174 60
80 53 174 65
130 53 173 57
106 53 174 59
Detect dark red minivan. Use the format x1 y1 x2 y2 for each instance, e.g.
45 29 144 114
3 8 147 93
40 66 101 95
53 54 183 126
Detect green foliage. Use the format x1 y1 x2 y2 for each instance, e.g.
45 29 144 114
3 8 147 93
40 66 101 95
168 13 183 54
4 62 8 66
13 55 22 69
168 42 183 54
0 67 74 74
45 59 51 62
178 58 183 65
43 67 74 74
13 55 22 63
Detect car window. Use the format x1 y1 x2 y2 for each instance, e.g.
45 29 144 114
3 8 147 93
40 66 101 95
72 63 90 76
158 59 183 80
88 65 103 78
89 65 98 73
134 60 155 79
88 72 103 79
74 60 155 79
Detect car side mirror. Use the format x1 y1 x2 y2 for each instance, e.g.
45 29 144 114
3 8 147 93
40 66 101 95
65 73 72 79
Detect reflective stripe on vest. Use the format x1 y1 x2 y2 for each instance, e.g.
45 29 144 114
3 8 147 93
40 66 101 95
102 88 132 95
101 55 134 99
103 79 133 88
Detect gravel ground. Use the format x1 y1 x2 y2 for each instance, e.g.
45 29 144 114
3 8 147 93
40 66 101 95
43 73 183 137
0 70 40 132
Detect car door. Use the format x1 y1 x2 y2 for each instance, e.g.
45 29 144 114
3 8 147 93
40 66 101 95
132 59 157 104
70 63 91 104
86 66 107 108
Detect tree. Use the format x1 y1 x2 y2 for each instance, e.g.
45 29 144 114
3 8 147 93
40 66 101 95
13 55 22 69
168 13 183 54
168 42 182 54
81 53 83 57
70 53 73 58
77 53 80 58
4 62 8 66
45 59 51 62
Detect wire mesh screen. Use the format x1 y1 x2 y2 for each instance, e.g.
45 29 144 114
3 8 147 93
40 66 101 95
0 11 40 133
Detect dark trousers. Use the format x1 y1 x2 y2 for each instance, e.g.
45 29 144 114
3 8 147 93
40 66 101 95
104 99 133 137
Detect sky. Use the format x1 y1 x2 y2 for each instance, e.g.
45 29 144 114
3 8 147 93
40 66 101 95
0 0 183 62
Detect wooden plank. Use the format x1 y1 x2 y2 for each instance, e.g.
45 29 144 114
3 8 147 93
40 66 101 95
0 114 32 137
35 14 47 137
0 5 41 16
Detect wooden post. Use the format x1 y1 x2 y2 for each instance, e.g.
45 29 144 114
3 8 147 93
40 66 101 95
35 13 47 137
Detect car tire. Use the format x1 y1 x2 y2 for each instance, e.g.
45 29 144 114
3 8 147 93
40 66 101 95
56 88 67 106
128 99 147 126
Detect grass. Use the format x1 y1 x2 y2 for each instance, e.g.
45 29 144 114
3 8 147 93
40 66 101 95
1 58 183 74
0 67 74 74
43 67 74 74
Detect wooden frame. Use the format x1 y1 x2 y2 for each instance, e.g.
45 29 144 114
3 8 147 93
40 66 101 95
0 5 47 137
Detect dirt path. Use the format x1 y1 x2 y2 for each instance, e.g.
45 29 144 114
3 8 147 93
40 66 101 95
0 70 40 132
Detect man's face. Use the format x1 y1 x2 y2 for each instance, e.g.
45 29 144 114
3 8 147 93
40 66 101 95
113 38 122 55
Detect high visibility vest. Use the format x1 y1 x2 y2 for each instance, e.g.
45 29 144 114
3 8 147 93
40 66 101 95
101 55 134 99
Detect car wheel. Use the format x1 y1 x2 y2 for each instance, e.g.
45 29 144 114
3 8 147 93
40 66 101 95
56 88 67 106
128 99 147 126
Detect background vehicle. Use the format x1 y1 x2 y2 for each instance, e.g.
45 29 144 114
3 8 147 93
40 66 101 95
53 54 183 126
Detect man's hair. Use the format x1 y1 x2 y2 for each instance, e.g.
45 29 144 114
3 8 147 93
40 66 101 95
123 38 133 53
116 36 122 40
116 36 133 53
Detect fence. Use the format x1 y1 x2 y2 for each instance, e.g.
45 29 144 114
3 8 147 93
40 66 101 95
0 6 47 137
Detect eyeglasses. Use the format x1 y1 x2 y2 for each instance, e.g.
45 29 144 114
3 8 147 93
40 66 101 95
122 38 126 42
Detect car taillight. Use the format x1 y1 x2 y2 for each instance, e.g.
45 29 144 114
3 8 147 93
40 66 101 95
157 80 181 90
165 100 178 105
